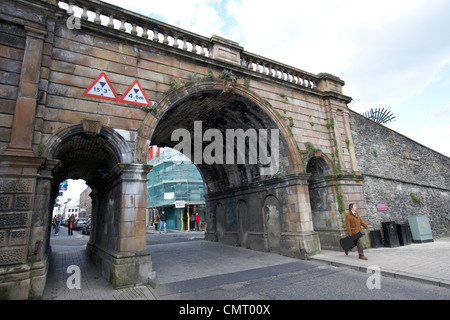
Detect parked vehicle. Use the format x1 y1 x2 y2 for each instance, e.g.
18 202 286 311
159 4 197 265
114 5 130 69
73 218 89 230
82 219 91 235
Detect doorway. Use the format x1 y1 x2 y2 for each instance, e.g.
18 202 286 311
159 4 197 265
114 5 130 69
306 156 342 249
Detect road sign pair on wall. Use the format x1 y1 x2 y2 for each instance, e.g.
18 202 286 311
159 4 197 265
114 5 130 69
83 72 152 106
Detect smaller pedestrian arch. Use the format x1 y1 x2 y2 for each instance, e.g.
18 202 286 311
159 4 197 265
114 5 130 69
43 120 153 288
44 121 135 184
306 154 345 250
263 195 282 254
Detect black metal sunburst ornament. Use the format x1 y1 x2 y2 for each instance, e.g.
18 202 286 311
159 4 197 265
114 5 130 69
362 108 396 124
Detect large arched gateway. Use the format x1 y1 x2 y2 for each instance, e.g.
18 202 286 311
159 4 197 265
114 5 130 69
137 81 320 257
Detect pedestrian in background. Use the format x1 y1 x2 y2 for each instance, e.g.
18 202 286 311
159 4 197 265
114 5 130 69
68 214 75 236
190 212 195 230
54 214 61 235
159 211 167 233
195 212 200 231
154 210 160 231
183 212 187 231
345 203 369 260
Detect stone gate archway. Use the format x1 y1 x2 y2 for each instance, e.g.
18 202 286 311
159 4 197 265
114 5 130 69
137 81 321 258
44 121 154 288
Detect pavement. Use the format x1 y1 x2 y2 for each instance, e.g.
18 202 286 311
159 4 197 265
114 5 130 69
42 227 450 300
43 229 159 300
310 237 450 289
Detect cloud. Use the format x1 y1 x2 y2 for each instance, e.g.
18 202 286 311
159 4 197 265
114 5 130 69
222 0 450 113
415 123 450 157
432 103 450 118
103 0 227 37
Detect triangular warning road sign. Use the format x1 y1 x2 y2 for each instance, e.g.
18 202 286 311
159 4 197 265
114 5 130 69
83 72 119 101
120 80 150 106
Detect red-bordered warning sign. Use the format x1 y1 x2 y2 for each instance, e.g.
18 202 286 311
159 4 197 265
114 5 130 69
120 80 150 106
83 72 119 101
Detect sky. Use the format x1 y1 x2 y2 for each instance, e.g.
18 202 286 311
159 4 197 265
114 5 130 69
61 1 450 201
98 0 450 158
56 179 87 206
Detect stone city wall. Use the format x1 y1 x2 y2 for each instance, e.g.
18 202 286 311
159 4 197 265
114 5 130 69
350 111 450 238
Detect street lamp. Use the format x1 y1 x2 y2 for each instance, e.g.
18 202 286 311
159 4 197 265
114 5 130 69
61 198 72 219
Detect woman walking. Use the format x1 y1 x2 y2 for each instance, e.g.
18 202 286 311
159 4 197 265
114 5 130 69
68 214 75 236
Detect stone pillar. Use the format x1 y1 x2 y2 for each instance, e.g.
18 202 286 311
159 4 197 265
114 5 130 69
318 73 345 94
280 176 321 259
204 197 218 242
28 158 59 299
342 110 360 173
210 35 243 65
0 155 57 299
329 106 347 171
86 163 156 288
87 190 97 248
117 163 151 253
4 26 47 157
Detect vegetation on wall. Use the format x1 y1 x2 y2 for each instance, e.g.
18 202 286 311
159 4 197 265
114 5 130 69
410 193 422 206
298 142 321 164
219 69 233 79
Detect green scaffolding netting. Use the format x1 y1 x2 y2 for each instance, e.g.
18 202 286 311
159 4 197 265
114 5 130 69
147 148 205 208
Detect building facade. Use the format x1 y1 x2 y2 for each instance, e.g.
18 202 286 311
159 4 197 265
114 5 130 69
79 186 92 218
147 147 205 231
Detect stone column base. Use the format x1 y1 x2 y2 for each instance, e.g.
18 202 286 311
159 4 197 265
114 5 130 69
204 231 218 242
86 243 157 288
0 257 49 300
315 229 347 251
204 230 321 260
280 231 321 259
